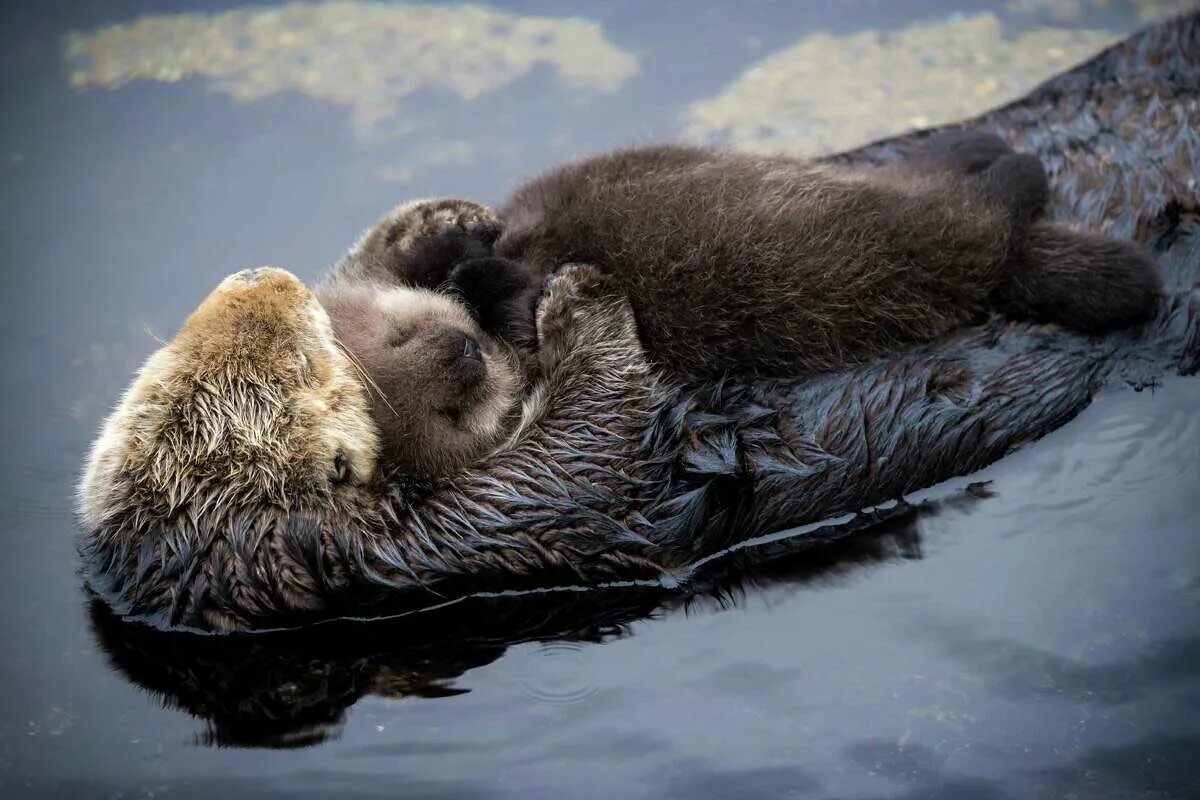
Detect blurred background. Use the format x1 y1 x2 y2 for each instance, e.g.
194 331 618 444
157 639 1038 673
1 2 1198 798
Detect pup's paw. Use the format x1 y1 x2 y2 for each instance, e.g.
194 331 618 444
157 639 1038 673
365 198 502 288
449 257 540 347
384 198 500 254
450 257 538 308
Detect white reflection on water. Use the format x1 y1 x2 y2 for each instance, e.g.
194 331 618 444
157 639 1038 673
681 12 1122 157
65 1 639 141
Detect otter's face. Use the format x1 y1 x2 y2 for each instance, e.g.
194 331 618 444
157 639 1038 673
78 267 378 531
316 283 520 478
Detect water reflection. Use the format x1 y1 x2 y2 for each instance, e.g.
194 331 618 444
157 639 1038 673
65 1 638 141
682 12 1118 156
87 491 960 748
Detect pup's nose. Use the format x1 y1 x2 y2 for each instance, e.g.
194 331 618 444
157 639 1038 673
460 335 482 361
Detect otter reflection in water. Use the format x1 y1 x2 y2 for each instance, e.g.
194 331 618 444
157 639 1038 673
88 488 986 748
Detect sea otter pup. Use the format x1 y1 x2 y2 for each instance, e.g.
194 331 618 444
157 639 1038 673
323 135 1160 477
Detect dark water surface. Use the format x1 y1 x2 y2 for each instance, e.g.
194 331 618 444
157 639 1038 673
2 1 1199 798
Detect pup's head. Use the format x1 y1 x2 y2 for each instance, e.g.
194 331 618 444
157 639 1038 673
316 282 521 478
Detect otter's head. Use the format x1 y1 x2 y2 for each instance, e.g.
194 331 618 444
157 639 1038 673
316 282 521 478
78 268 383 629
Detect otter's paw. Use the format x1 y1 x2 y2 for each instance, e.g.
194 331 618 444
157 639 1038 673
374 198 502 289
450 256 540 346
450 257 538 309
385 198 500 255
536 264 636 356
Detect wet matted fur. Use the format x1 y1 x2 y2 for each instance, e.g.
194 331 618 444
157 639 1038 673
79 14 1200 631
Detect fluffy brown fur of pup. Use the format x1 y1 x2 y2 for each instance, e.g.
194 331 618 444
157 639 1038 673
494 144 1161 377
991 224 1163 332
315 280 520 478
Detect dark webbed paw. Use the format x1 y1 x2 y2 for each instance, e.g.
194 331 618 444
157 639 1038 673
449 256 540 348
405 227 497 290
357 198 501 288
367 199 541 349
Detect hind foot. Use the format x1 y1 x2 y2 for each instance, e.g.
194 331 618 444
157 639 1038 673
380 198 502 290
993 223 1163 333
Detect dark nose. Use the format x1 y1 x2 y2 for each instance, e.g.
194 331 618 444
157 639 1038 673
459 334 482 361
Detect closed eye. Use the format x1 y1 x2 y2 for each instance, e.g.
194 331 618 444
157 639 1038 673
298 352 313 382
387 328 414 348
330 452 349 484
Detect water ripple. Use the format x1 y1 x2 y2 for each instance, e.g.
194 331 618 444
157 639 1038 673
516 642 599 706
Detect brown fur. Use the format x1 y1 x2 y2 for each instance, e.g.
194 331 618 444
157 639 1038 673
494 144 1159 376
315 280 520 477
78 264 666 630
330 141 1159 477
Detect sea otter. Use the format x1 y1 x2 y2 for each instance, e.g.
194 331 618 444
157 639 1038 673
78 14 1200 631
321 133 1160 478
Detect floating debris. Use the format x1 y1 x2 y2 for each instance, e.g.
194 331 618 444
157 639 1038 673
1007 0 1108 22
1133 0 1199 22
65 1 638 140
681 13 1120 157
1009 0 1200 23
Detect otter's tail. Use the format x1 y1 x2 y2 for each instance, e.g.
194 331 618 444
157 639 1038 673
991 222 1164 333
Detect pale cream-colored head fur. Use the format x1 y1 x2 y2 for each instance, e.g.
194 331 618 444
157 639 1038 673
78 267 379 529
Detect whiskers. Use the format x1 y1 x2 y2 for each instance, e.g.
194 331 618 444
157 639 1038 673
334 335 400 419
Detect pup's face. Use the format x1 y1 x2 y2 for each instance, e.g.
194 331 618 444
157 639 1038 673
78 267 378 531
317 283 521 478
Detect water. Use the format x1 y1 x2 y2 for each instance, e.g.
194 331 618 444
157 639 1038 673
2 1 1198 797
